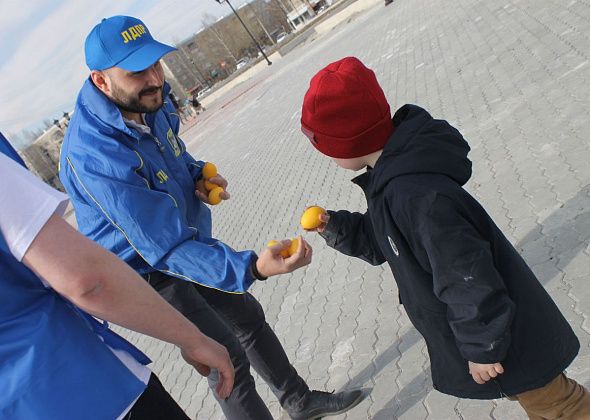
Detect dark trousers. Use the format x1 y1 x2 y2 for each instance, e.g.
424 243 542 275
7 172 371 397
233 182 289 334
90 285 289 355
145 272 309 420
124 373 189 419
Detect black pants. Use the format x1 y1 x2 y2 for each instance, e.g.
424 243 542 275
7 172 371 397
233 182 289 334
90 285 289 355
124 373 189 419
145 272 309 420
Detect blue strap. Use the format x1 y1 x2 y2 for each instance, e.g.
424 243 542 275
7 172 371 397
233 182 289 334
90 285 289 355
0 132 27 168
0 134 25 254
0 232 9 255
0 138 151 365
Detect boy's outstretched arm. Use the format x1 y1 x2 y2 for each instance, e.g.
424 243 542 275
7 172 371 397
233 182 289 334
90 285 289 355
400 193 516 367
319 210 386 266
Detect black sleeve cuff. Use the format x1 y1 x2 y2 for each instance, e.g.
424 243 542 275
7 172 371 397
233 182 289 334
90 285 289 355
250 255 268 281
318 210 339 247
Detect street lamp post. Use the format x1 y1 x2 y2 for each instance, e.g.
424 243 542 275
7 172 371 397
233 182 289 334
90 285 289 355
214 0 272 66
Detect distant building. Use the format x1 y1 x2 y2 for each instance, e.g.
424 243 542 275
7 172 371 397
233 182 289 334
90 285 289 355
19 111 74 190
20 124 66 191
163 0 298 95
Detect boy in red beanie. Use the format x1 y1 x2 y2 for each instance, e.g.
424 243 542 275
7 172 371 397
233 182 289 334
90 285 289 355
300 56 590 418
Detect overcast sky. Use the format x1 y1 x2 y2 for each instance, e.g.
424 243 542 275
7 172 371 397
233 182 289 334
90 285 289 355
0 0 254 144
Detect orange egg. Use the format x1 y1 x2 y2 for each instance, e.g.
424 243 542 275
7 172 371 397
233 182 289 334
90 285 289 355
208 186 224 205
300 206 326 230
286 238 300 256
267 239 295 257
204 179 217 191
202 162 217 179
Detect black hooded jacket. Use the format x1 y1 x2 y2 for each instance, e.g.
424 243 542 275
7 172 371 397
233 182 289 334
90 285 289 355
321 104 579 399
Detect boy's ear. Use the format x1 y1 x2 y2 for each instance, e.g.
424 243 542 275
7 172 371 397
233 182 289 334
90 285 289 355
301 126 317 145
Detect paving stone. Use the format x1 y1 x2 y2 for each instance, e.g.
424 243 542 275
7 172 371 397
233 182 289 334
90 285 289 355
111 0 590 417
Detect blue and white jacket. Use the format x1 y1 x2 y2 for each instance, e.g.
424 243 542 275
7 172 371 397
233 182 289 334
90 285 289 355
1 140 149 419
60 79 256 293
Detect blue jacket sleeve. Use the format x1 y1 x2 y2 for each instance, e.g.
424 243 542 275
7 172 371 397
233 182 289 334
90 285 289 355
63 152 256 293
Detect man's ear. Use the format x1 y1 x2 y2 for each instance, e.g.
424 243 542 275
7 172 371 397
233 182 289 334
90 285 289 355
90 70 109 95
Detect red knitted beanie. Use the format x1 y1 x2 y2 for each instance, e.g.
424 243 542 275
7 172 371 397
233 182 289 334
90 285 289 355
301 57 394 159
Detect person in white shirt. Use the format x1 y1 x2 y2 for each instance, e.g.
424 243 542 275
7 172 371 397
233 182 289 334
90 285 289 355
0 151 234 420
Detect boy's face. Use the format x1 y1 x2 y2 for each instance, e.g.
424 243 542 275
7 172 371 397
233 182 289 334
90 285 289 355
332 156 367 171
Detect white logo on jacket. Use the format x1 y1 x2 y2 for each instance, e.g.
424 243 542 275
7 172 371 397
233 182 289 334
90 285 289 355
388 236 399 257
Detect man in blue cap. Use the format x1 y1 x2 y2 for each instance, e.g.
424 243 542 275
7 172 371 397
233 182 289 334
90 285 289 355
60 15 364 419
0 137 234 419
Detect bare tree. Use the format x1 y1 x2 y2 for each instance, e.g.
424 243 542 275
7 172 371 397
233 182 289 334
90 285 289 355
202 13 238 64
246 3 275 45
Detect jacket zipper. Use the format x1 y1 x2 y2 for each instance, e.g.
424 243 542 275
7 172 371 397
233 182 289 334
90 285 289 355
493 378 508 399
151 134 165 153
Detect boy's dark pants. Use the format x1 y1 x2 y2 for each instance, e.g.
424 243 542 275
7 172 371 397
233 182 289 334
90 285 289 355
509 373 590 419
144 271 309 420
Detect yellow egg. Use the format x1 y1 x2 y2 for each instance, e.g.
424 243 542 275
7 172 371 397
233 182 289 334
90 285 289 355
267 239 299 257
202 162 217 179
208 186 224 205
204 179 217 191
286 238 300 256
300 206 326 230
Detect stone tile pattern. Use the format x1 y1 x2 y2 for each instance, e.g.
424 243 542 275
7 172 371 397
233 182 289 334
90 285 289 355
114 0 590 418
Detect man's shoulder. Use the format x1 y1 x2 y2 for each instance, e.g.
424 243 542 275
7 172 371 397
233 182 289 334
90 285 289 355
64 127 125 158
62 120 141 181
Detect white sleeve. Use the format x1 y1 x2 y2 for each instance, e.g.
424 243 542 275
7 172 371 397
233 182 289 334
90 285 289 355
0 154 69 261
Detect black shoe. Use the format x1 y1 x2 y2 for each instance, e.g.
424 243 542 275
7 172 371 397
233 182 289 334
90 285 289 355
288 389 365 420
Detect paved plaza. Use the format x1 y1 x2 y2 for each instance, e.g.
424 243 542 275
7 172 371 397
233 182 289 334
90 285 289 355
117 0 590 418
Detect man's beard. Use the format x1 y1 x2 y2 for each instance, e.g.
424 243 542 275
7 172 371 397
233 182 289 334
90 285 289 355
110 82 164 114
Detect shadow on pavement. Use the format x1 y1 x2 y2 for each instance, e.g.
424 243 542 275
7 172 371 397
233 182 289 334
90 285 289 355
340 328 423 391
516 185 590 285
371 371 431 419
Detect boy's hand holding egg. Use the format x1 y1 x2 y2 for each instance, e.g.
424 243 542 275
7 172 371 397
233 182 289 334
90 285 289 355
300 206 329 232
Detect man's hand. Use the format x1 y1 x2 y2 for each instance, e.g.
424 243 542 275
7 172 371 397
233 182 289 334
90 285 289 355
181 336 235 399
304 211 330 233
256 236 312 278
196 174 230 203
468 361 504 384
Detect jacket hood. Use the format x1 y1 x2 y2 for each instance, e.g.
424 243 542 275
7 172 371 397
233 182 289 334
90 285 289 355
364 104 472 193
76 78 172 137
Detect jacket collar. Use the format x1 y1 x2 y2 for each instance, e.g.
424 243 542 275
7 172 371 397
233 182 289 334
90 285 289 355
77 78 171 140
351 167 373 192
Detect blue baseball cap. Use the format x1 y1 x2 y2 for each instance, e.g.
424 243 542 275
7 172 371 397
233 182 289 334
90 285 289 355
85 15 176 71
